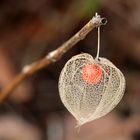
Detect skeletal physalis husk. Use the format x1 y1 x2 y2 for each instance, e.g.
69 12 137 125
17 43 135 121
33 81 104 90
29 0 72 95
58 53 126 126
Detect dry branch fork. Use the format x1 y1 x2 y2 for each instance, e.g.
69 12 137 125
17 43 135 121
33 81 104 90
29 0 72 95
0 13 107 102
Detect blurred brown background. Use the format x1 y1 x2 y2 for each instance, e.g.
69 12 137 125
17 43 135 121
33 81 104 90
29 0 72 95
0 0 140 140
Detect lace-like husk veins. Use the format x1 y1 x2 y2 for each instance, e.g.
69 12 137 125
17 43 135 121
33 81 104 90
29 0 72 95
58 53 126 125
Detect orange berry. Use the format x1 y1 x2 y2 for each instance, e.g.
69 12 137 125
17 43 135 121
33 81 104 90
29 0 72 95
82 64 102 84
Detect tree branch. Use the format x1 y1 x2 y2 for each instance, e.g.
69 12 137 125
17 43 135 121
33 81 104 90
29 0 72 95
0 13 107 103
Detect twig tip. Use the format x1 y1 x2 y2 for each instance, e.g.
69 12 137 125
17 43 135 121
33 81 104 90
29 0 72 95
92 13 107 27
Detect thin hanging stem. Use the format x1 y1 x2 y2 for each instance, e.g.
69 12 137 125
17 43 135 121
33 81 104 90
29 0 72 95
96 26 100 60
